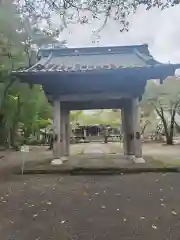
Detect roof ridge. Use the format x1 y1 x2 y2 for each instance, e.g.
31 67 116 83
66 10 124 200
37 44 148 57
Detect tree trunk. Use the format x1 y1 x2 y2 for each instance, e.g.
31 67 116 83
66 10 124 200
7 127 11 148
24 127 31 139
141 120 149 135
160 110 176 145
168 108 176 145
10 126 16 148
156 109 170 144
9 96 23 149
0 113 7 145
0 77 16 146
166 136 173 145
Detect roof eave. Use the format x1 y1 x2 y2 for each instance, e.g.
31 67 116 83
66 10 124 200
11 63 180 85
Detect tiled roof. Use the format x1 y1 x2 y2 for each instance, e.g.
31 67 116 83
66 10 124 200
17 44 160 73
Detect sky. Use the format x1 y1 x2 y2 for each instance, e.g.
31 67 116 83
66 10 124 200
56 4 180 64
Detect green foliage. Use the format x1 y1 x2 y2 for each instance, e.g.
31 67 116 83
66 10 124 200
0 2 52 147
70 110 121 128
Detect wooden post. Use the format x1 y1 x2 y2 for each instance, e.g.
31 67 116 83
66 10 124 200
64 109 70 156
121 107 127 156
52 100 62 163
60 106 69 160
122 100 135 159
60 106 65 156
133 98 145 163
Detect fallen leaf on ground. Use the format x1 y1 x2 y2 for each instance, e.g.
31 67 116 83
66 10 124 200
101 205 106 209
115 193 121 196
41 209 47 212
152 224 157 229
162 173 167 177
172 210 177 215
60 220 66 224
8 220 14 224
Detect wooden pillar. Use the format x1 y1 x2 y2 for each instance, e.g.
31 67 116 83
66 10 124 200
52 100 62 164
128 99 135 156
122 99 135 159
126 99 135 157
121 107 127 155
64 109 70 156
60 106 69 160
133 98 145 163
60 106 65 156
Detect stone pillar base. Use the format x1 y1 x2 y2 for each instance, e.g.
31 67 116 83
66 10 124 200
51 156 68 165
51 159 63 165
133 157 146 163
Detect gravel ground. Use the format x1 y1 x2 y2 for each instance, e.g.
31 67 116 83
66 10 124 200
0 173 180 240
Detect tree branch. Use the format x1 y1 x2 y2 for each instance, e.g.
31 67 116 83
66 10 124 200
17 0 180 33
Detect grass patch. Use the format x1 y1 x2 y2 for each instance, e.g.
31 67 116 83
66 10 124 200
146 156 180 168
160 159 180 167
143 156 167 167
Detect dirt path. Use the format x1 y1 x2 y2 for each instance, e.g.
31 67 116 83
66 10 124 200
0 173 180 240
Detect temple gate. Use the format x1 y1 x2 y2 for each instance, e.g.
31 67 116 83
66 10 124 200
13 44 180 165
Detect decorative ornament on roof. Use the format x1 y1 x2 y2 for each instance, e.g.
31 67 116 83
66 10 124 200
34 64 45 71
